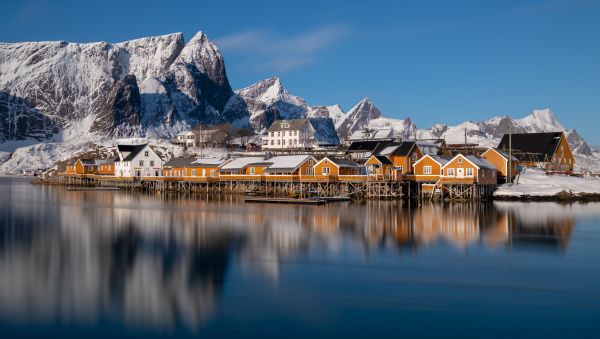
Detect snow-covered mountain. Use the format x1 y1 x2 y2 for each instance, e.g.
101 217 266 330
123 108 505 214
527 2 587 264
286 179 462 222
1 32 598 174
0 32 233 144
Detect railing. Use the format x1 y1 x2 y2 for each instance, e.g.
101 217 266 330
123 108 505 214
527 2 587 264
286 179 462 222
440 176 476 184
218 174 263 181
263 175 301 182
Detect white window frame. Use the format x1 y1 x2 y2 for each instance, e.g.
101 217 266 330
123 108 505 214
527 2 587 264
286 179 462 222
423 166 432 175
466 168 474 176
322 167 330 175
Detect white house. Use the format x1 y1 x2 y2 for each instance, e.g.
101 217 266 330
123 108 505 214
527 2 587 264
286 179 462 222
262 119 316 150
173 131 196 147
114 144 163 177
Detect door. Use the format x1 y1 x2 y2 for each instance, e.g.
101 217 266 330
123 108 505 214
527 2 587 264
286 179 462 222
457 168 464 177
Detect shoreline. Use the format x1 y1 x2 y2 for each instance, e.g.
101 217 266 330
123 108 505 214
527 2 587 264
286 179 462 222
30 176 600 203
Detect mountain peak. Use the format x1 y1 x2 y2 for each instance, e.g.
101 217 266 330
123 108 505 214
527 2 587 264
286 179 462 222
517 108 564 132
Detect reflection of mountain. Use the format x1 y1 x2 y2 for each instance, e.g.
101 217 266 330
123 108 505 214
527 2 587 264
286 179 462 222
0 181 586 333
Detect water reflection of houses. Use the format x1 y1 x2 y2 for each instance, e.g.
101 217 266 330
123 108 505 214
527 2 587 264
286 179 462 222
0 185 581 332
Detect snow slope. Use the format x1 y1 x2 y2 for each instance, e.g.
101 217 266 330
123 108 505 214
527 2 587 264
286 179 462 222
494 168 600 197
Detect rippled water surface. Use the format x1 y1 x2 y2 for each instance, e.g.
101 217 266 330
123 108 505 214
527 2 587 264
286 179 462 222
1 177 599 338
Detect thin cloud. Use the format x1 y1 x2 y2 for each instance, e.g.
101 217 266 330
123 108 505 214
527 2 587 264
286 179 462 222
215 25 351 72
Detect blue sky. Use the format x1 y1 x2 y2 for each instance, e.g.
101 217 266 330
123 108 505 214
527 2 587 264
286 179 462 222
2 0 600 143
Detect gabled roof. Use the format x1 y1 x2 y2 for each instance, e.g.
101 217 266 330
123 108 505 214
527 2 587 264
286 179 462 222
266 119 309 132
163 157 195 168
347 140 384 152
116 144 149 162
264 155 315 173
379 141 417 157
413 154 452 167
79 159 107 166
371 155 393 165
176 131 195 136
348 128 395 141
482 148 518 162
219 157 266 171
441 154 496 170
316 157 361 168
497 132 564 162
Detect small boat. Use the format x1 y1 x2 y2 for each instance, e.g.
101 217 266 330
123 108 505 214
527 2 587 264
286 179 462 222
244 197 326 205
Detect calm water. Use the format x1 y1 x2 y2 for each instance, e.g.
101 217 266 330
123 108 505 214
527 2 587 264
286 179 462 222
1 177 599 338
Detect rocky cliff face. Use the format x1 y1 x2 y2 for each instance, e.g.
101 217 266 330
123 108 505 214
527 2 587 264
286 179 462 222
0 32 233 144
91 75 142 136
335 98 383 138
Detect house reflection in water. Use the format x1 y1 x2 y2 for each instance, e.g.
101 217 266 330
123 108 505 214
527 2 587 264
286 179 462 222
0 185 579 333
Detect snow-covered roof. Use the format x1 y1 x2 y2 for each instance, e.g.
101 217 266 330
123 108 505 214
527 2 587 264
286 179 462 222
79 159 107 166
264 155 314 173
348 128 395 141
466 155 497 170
220 157 266 171
176 131 195 136
191 157 229 166
379 145 399 156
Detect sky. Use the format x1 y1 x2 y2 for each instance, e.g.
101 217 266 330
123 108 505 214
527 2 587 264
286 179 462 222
1 0 600 143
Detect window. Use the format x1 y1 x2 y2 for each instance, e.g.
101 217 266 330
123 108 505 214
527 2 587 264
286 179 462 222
306 167 314 175
210 170 216 177
271 140 274 145
270 132 274 137
294 131 297 136
277 140 281 145
192 170 197 176
281 122 289 128
322 167 330 175
447 168 455 176
150 161 154 167
139 160 144 166
458 158 462 164
88 166 93 171
466 168 474 176
441 169 444 175
144 151 149 157
202 169 206 177
424 166 432 174
283 139 286 145
277 132 281 137
308 159 313 166
289 139 292 146
249 167 255 174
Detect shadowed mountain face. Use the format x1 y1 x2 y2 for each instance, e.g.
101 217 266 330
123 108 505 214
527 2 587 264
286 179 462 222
0 32 234 140
0 91 59 142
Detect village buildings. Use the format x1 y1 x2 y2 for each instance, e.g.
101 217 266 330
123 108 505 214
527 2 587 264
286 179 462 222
497 132 574 172
114 144 163 177
261 118 340 150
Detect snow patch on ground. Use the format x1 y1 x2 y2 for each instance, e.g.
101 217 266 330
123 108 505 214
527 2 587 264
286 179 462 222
494 168 600 197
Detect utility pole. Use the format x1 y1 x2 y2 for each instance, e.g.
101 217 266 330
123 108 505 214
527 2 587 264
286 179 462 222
508 122 512 185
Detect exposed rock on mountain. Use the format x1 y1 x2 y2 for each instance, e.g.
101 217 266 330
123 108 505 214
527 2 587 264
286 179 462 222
0 91 59 142
91 75 142 136
335 98 383 138
223 77 308 131
0 32 233 146
566 129 592 155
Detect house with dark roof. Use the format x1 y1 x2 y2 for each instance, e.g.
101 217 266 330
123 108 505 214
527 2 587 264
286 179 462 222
114 144 163 177
497 132 574 172
377 141 423 176
262 118 340 150
410 154 453 182
345 140 397 160
365 155 396 180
